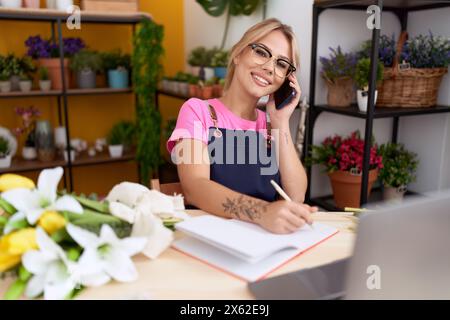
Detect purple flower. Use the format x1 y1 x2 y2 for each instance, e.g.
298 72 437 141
25 35 86 59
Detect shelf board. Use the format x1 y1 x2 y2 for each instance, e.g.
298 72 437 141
309 188 420 211
0 150 136 174
314 0 450 11
314 104 450 119
0 87 133 99
0 7 151 24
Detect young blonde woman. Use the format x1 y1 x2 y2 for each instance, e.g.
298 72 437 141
167 18 317 234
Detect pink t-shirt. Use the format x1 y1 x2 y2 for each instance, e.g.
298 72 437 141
166 98 268 153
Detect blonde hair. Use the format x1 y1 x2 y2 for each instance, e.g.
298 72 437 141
224 18 300 91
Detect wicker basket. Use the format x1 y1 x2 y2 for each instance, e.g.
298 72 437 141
377 31 448 108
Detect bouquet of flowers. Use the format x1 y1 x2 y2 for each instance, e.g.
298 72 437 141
25 35 86 59
319 46 358 82
308 131 383 173
358 34 397 67
0 167 187 300
401 32 450 68
13 106 41 148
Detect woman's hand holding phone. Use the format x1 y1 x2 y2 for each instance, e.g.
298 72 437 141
266 73 301 130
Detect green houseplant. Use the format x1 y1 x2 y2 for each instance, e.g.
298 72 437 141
211 49 229 79
320 46 358 107
107 121 136 158
0 136 12 168
102 50 131 89
70 50 103 89
379 143 418 202
132 18 164 183
188 46 216 80
38 66 51 91
354 57 384 112
0 55 12 93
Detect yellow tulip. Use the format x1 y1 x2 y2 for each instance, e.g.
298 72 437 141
0 174 35 192
0 228 37 272
38 211 66 234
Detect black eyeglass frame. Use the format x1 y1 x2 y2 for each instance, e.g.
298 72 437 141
248 43 297 78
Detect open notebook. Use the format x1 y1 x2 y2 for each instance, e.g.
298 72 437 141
173 215 339 282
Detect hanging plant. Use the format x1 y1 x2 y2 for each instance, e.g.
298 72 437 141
132 18 164 184
196 0 264 49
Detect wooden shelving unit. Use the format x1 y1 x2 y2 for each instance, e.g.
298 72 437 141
0 8 149 191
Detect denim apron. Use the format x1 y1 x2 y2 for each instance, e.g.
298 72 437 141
207 104 281 202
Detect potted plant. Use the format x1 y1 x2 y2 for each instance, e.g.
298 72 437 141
212 77 224 97
211 49 229 79
1 0 22 8
38 66 52 91
19 73 33 92
379 143 418 202
173 71 190 96
102 49 131 89
3 54 22 91
107 121 136 158
13 106 41 161
320 46 357 107
70 50 103 89
354 58 384 112
0 68 12 93
188 46 208 78
188 75 200 97
24 0 40 8
0 136 12 168
308 130 383 209
25 35 85 90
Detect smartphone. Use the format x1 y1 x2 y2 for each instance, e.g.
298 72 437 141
274 80 296 110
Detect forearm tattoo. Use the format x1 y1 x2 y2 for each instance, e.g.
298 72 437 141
222 195 268 221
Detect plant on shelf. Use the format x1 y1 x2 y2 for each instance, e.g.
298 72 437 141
13 106 41 161
25 35 85 90
401 32 450 68
379 143 418 202
320 46 357 107
0 136 12 169
0 54 35 91
132 18 164 183
38 66 51 91
307 130 383 209
0 56 12 93
211 49 229 79
107 121 136 157
101 49 131 89
0 167 184 300
188 74 201 97
70 50 103 89
358 34 397 67
188 46 212 81
354 58 384 112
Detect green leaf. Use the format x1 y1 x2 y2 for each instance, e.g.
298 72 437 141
3 279 27 300
0 216 8 226
67 247 82 261
196 0 228 17
51 228 72 243
9 218 29 230
18 265 31 282
73 194 110 214
0 197 16 215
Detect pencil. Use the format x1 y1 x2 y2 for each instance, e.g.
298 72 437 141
344 207 372 213
270 180 314 229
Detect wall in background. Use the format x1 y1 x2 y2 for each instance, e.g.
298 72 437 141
183 0 450 196
0 0 185 195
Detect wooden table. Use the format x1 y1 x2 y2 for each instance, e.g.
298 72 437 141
0 211 357 300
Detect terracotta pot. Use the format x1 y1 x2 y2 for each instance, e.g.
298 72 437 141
38 58 70 90
24 0 40 8
202 86 213 99
188 84 200 97
325 77 353 107
213 84 223 97
328 169 378 209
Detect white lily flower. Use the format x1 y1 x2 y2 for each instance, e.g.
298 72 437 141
1 167 83 229
66 223 147 286
106 182 150 208
22 228 80 300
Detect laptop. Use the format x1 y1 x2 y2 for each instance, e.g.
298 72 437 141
249 191 450 299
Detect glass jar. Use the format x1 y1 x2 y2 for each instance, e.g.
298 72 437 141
35 120 56 162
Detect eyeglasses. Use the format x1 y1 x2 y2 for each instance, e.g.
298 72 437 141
248 43 296 78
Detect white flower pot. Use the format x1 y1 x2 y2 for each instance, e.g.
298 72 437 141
108 145 123 158
56 0 72 10
46 0 56 8
39 80 52 91
64 150 76 162
19 80 33 92
0 0 22 8
190 66 201 77
22 147 37 160
357 89 378 112
0 81 11 93
0 154 12 168
204 67 215 81
383 185 407 203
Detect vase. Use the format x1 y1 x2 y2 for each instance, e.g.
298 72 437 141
24 0 40 8
19 80 33 92
0 0 22 8
22 147 37 160
328 169 378 209
357 89 378 112
107 69 129 89
56 0 73 11
108 145 123 158
0 154 12 168
324 77 353 107
214 67 227 79
383 185 407 203
35 120 56 162
54 126 68 149
77 69 96 89
39 80 52 91
38 58 70 90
